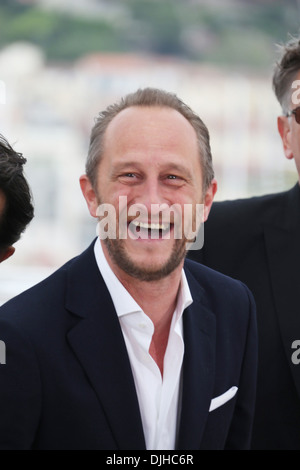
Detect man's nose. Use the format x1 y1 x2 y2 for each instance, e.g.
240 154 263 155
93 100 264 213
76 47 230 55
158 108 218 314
132 178 169 219
140 178 167 207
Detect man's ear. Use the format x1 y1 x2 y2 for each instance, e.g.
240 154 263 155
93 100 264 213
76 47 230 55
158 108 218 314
203 178 218 222
0 246 15 263
277 116 294 160
79 175 99 218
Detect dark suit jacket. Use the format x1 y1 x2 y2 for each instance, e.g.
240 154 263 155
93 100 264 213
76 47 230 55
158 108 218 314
0 240 257 450
189 183 300 449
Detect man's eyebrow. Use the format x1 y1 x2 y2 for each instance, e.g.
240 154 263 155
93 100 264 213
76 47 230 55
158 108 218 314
110 161 193 179
110 161 142 175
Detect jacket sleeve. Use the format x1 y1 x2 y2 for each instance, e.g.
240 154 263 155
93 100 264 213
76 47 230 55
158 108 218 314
0 319 41 449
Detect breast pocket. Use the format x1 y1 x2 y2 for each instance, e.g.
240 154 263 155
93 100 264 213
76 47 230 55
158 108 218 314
209 386 238 412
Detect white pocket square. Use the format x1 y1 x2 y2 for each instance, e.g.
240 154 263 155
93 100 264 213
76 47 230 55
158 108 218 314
209 386 238 412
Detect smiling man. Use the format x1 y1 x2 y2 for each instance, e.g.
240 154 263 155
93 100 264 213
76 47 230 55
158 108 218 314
81 105 206 282
0 88 257 450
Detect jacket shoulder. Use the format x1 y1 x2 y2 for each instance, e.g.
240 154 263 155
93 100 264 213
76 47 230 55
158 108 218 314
205 187 299 240
0 241 97 320
184 257 250 296
184 258 256 325
210 189 290 224
0 259 72 327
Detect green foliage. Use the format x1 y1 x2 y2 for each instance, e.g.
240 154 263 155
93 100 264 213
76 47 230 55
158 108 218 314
128 0 184 54
0 3 123 60
0 0 299 67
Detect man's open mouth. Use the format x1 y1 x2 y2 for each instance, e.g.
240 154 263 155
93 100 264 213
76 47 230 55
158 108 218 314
128 220 173 239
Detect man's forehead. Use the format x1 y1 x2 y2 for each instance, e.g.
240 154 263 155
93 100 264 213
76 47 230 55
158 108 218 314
103 105 198 153
107 105 193 133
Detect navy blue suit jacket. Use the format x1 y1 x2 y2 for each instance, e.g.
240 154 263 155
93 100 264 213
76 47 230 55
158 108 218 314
0 240 257 450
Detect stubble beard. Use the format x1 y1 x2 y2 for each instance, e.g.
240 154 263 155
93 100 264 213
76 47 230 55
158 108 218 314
103 235 187 282
96 191 195 282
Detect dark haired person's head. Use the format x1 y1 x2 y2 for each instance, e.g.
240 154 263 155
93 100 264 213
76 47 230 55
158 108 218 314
0 135 34 262
272 35 300 182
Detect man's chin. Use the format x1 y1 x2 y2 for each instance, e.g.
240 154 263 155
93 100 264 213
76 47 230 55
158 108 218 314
103 238 186 281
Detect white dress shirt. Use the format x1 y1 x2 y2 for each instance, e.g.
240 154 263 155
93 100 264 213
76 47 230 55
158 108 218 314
94 238 193 450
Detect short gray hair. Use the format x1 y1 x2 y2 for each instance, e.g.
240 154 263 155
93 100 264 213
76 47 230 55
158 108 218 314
86 87 214 193
272 35 300 113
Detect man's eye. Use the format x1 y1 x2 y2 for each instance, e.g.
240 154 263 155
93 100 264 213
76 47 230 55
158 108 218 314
167 175 183 181
118 173 139 183
165 174 185 186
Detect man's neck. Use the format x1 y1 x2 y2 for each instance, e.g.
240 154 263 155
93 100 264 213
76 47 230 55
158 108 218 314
101 242 184 376
109 258 182 325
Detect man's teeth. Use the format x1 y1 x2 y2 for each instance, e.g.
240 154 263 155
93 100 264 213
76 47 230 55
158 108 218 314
131 220 169 230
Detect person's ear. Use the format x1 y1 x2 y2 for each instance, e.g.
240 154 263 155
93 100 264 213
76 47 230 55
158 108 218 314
203 178 218 222
277 116 294 160
0 246 15 263
79 175 99 218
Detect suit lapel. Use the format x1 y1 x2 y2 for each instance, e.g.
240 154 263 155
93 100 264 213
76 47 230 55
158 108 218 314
264 184 300 398
65 242 145 450
176 267 216 449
